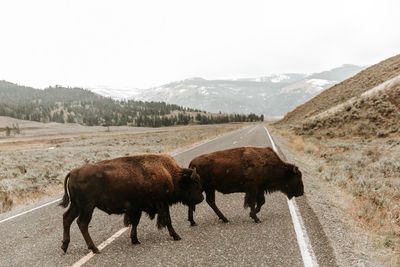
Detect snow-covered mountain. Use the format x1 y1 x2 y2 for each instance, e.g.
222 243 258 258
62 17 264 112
88 86 140 100
89 64 365 116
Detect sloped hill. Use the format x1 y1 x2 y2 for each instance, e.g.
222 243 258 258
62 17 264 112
294 75 400 137
278 54 400 125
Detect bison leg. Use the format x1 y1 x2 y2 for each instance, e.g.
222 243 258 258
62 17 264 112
205 189 229 223
157 204 181 241
245 190 261 223
77 206 99 253
61 203 79 253
255 191 265 214
188 205 197 226
130 210 142 245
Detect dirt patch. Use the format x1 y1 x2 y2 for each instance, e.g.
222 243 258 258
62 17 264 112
0 121 247 213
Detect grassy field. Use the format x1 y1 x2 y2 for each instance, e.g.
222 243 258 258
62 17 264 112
0 119 247 213
271 126 400 264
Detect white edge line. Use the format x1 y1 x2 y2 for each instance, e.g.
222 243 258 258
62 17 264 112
263 126 318 267
0 125 252 225
71 124 257 266
0 197 62 224
287 198 318 267
71 227 129 267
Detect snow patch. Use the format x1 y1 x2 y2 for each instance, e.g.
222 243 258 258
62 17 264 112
271 74 290 83
198 87 209 95
306 79 331 87
89 87 140 100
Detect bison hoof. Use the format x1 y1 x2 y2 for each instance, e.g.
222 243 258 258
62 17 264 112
90 246 100 254
254 218 261 223
131 238 141 245
173 235 181 241
189 221 197 227
220 218 229 223
61 242 69 253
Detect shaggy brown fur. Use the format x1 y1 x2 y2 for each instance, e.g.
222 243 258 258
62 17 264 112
188 146 303 225
60 154 203 253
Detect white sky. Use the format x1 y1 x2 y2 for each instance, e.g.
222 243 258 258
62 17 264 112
0 0 399 89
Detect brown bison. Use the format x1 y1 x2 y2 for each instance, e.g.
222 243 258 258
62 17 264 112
60 154 204 253
187 146 303 225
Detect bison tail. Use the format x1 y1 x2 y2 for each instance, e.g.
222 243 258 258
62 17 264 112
156 214 167 229
59 173 70 208
243 193 250 209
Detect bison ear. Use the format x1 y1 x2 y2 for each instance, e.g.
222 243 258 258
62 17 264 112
181 169 193 188
285 164 298 176
183 168 193 177
182 168 193 179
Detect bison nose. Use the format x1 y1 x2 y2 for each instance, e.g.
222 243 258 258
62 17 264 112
195 194 204 204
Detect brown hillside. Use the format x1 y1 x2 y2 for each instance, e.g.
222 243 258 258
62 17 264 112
294 82 400 138
277 54 400 126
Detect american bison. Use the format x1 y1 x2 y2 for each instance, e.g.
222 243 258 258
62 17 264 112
60 154 204 253
187 146 303 225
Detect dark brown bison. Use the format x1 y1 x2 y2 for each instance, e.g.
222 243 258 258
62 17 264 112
60 154 204 253
187 146 303 225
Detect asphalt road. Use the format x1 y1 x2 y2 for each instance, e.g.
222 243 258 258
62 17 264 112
0 124 336 266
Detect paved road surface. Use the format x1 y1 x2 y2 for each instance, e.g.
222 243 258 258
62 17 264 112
0 124 336 266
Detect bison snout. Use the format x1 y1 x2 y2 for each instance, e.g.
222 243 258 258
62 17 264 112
196 193 204 204
294 190 304 198
287 189 304 199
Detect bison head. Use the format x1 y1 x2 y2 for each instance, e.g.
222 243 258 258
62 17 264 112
179 168 204 205
282 165 304 199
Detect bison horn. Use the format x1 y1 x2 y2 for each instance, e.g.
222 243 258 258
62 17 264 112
292 165 299 174
191 168 197 178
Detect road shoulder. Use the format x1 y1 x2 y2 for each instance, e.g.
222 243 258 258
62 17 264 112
270 130 382 266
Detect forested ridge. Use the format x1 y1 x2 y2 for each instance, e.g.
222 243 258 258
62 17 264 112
0 81 263 127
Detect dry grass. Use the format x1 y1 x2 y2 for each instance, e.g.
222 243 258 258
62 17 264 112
0 123 246 213
273 128 318 154
294 85 400 138
272 127 400 258
272 54 400 265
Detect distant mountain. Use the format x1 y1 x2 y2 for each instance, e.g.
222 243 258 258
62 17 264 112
0 81 263 127
98 64 364 116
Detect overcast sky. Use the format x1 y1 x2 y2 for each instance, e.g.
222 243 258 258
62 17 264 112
0 0 399 89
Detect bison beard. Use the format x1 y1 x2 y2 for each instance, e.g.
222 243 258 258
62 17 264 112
60 154 203 253
187 146 304 226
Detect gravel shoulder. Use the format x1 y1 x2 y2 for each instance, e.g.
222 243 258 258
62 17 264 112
270 129 400 266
